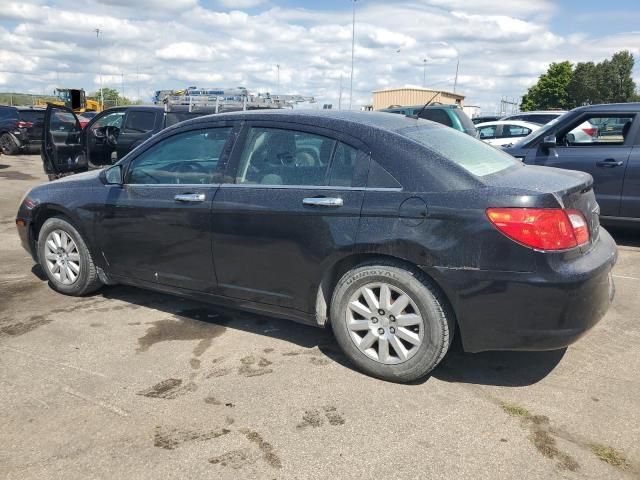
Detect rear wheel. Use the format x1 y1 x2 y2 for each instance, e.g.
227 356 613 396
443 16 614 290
330 262 453 382
0 133 19 155
37 217 102 296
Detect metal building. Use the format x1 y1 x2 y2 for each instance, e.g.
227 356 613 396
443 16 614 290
372 87 465 110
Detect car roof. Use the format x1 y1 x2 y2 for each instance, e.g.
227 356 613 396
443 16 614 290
177 109 431 133
0 105 46 111
505 110 567 115
572 102 640 113
476 120 541 128
101 105 164 113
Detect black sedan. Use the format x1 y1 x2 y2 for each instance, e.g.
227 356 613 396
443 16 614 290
16 110 617 382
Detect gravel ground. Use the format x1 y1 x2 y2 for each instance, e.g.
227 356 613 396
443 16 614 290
1 154 639 479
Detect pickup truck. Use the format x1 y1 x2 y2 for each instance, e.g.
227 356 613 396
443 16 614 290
42 105 209 179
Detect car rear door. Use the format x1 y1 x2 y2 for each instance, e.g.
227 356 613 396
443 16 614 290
532 112 635 217
96 122 237 292
115 109 160 160
210 122 369 312
42 104 87 176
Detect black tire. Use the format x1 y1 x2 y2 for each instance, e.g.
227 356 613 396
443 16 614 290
0 133 19 155
37 216 102 296
330 261 454 383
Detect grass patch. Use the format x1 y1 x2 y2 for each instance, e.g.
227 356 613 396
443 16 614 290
501 402 530 418
590 443 630 469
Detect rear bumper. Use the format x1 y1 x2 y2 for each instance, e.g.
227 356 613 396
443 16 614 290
424 228 617 353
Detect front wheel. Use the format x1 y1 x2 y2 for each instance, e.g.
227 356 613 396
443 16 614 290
0 133 19 155
37 216 102 296
330 262 454 382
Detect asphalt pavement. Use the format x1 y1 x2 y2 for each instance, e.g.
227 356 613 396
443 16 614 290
1 154 638 479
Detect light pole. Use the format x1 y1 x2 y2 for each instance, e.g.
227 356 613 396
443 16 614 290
453 59 459 93
95 28 103 110
349 0 357 110
422 58 427 87
276 64 280 92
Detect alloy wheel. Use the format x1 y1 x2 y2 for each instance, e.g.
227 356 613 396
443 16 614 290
346 282 424 364
44 229 81 285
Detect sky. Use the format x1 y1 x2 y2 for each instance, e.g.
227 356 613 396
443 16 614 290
1 0 639 114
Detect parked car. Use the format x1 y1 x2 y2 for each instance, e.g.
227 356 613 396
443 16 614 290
504 103 640 222
379 104 478 137
501 110 566 125
0 106 46 155
472 115 502 125
18 110 616 382
476 120 540 147
41 104 213 179
78 111 98 129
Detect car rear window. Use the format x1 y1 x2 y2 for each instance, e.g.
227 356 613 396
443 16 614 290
418 109 453 127
398 125 518 177
18 110 45 123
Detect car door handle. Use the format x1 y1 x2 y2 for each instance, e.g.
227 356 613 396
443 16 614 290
302 197 343 207
596 159 624 168
174 193 206 202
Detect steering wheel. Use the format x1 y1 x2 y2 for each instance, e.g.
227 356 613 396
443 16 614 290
165 161 207 174
104 126 120 148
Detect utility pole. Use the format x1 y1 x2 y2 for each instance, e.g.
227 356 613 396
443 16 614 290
349 0 357 110
95 28 103 110
136 65 140 103
422 58 427 87
453 59 459 93
338 74 343 110
276 64 280 92
121 73 125 104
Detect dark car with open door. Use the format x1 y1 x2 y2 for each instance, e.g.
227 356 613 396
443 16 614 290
21 110 617 382
42 104 209 180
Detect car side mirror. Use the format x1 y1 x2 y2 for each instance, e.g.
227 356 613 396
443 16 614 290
541 135 557 150
104 165 123 185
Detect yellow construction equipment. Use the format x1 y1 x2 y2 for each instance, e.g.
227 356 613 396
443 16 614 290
36 88 102 113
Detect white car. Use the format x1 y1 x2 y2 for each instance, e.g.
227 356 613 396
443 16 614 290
476 121 541 147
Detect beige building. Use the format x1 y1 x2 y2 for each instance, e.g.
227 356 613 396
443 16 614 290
372 87 465 110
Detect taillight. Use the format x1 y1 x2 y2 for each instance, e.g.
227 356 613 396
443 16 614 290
17 120 33 128
582 127 596 137
486 208 589 250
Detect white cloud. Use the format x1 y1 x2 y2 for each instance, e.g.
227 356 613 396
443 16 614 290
217 0 266 8
0 0 638 115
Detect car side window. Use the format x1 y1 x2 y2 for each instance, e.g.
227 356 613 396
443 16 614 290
329 142 359 187
558 115 635 146
127 127 232 185
123 111 156 134
478 126 497 139
91 111 125 130
50 111 78 132
236 127 335 186
503 125 531 137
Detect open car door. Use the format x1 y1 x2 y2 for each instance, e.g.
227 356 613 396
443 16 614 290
42 104 87 180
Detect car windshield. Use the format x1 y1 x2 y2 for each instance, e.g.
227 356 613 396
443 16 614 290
398 124 518 177
511 111 573 147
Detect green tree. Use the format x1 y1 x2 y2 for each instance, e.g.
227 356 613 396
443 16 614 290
566 61 598 107
88 87 135 108
520 61 573 111
608 50 636 102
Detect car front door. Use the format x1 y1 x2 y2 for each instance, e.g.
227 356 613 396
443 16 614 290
115 109 160 160
211 123 369 312
96 123 237 292
532 113 635 217
620 122 640 218
85 109 126 168
42 104 86 176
